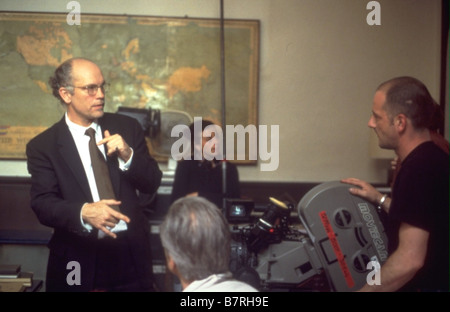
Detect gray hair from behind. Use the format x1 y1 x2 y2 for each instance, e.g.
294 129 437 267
159 196 231 282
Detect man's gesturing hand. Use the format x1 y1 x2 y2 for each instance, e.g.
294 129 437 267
82 200 130 239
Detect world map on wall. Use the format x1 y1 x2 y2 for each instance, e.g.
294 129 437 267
0 12 259 160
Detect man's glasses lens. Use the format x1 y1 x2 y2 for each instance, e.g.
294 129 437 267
86 83 109 95
69 83 110 95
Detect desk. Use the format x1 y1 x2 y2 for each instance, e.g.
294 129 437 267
0 279 43 292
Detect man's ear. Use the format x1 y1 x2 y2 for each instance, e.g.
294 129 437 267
395 114 407 132
59 87 72 104
165 254 190 290
165 252 176 274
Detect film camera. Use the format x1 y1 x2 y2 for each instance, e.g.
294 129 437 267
227 181 389 292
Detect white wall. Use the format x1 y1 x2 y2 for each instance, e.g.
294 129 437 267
0 0 443 183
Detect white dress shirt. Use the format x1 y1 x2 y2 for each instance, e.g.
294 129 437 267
65 113 130 236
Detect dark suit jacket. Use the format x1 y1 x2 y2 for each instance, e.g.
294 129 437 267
26 113 162 291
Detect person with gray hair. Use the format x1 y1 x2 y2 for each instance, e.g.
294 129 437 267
159 196 258 292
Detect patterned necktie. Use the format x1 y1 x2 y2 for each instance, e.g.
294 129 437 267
85 128 120 212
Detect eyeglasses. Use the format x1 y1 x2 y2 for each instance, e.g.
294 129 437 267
68 83 110 96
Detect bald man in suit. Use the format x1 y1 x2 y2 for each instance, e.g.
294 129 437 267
26 57 162 292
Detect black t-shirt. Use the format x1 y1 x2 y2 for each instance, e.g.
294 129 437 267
388 141 449 292
171 159 241 209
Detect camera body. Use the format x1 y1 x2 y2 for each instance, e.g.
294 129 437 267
229 197 321 290
228 181 389 292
